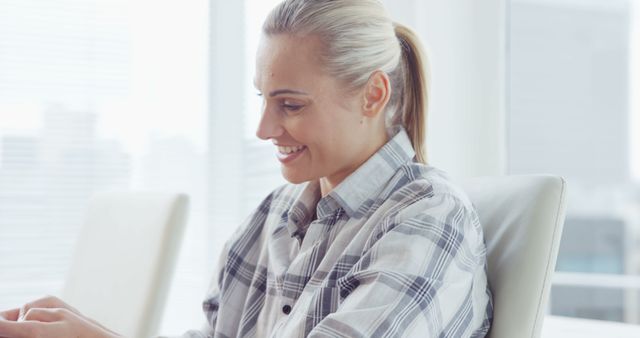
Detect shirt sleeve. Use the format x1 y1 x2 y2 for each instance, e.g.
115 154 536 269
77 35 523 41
306 192 492 338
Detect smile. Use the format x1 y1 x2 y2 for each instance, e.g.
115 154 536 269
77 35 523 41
277 145 305 154
276 145 307 163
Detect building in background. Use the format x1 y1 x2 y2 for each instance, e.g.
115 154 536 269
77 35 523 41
0 1 210 334
553 217 626 321
509 0 640 324
0 107 131 307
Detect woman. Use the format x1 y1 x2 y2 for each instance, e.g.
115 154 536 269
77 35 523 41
0 0 493 337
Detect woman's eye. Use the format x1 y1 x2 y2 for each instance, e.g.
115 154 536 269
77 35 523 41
282 103 304 114
283 104 302 111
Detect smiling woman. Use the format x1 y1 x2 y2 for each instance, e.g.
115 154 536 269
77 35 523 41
193 0 492 335
0 0 493 337
253 33 390 190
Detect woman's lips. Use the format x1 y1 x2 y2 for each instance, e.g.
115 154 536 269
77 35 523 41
276 145 307 164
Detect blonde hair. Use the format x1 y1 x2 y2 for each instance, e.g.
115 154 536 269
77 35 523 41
263 0 430 163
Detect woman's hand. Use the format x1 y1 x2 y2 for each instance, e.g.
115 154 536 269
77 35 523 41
0 295 123 338
15 295 82 321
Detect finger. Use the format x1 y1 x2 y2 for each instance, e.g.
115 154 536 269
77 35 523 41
18 295 73 321
0 308 19 321
21 308 66 323
0 319 34 338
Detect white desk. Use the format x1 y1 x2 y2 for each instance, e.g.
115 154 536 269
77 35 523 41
542 315 640 338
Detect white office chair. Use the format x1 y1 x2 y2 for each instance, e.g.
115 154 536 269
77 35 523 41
62 192 189 338
461 175 567 338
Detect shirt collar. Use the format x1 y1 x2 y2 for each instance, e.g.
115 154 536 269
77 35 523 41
319 126 415 219
286 180 322 236
285 127 415 238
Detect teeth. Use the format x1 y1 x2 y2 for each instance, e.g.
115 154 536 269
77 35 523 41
277 145 305 154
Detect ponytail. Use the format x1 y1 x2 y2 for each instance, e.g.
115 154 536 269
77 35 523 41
394 23 429 164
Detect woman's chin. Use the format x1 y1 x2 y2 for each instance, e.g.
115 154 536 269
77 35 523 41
281 167 312 184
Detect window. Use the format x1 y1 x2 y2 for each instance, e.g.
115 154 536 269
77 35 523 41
508 0 640 325
0 0 209 334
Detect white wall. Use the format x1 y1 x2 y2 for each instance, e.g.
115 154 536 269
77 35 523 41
383 0 507 179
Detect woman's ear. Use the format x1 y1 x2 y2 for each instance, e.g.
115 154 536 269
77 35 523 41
362 70 391 117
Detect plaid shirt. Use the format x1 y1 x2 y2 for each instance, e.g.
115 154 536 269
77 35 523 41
164 128 493 338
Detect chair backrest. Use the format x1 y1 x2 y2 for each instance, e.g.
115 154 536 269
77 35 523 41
62 192 189 338
461 175 567 338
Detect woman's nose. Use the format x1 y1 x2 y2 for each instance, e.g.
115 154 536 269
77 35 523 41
255 105 284 140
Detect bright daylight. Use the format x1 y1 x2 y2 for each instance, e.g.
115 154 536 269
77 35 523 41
0 0 639 337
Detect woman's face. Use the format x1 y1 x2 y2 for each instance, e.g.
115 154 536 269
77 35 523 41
255 34 384 191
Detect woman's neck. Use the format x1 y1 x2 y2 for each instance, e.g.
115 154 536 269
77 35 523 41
319 131 389 197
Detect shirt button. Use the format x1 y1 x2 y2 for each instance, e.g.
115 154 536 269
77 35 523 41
340 289 350 298
282 305 292 315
